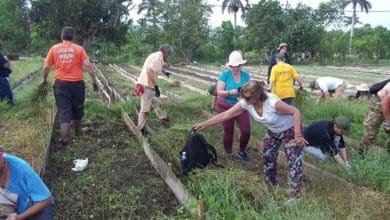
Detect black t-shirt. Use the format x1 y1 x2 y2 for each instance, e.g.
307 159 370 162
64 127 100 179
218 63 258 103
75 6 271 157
0 54 11 77
303 120 345 156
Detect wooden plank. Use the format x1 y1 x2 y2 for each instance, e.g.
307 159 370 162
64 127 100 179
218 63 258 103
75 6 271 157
122 111 199 215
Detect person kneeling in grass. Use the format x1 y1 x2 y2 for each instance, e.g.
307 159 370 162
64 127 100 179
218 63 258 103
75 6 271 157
193 80 305 202
303 116 351 170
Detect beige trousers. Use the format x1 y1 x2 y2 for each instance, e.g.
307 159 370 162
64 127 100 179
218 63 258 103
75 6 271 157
137 87 167 130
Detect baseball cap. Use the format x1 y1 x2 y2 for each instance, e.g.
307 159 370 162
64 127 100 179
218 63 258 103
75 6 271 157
335 116 351 132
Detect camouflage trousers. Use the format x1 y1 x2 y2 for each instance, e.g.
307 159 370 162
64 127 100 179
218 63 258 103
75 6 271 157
263 127 303 198
360 95 387 153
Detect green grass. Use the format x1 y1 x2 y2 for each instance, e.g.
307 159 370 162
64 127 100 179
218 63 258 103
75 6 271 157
9 58 43 87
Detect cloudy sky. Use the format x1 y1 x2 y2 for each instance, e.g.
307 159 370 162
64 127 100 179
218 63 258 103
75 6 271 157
131 0 390 29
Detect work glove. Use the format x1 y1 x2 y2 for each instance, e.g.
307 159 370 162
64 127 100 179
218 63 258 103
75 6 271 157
383 120 390 135
92 81 99 91
162 70 170 78
155 85 160 97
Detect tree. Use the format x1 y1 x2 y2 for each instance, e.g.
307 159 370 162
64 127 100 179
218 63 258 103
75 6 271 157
341 0 372 54
161 0 211 62
29 0 132 50
0 0 30 52
220 0 249 29
137 0 162 49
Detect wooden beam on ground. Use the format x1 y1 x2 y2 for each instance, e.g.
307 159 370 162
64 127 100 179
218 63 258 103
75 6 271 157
39 106 57 176
122 111 199 216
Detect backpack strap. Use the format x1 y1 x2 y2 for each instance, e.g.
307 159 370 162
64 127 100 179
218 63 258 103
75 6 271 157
207 144 224 168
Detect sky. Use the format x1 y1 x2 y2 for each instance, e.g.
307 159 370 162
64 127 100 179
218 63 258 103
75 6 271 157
131 0 390 29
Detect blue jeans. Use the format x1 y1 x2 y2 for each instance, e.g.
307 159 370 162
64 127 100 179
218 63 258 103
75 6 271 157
0 77 14 105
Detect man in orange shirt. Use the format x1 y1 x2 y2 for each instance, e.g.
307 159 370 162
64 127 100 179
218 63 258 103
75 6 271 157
42 26 98 145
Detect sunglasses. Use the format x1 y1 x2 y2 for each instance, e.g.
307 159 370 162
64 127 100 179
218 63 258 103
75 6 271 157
229 65 241 68
243 93 254 101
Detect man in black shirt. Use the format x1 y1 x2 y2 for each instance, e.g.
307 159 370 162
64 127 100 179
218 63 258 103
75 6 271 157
303 116 351 169
266 43 291 84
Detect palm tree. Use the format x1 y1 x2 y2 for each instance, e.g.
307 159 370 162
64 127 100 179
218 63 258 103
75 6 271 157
221 0 249 29
342 0 372 54
137 0 159 15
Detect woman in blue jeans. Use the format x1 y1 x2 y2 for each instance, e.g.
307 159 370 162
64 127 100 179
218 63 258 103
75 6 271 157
0 146 53 220
215 51 251 160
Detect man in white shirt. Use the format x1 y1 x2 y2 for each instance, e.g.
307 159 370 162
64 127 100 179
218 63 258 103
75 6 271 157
136 44 172 131
309 77 346 102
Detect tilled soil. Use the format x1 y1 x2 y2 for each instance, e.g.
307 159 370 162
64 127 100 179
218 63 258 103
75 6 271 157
44 119 178 219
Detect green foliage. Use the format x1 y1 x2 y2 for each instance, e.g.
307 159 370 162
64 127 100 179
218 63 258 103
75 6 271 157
29 0 131 51
0 0 30 53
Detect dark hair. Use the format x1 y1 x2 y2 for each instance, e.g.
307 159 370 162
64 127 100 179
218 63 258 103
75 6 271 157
61 27 75 41
240 80 268 102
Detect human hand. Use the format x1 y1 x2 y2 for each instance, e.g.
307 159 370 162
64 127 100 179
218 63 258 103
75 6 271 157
227 89 239 96
162 70 170 78
92 81 99 91
295 135 308 147
5 213 17 220
193 122 207 132
154 85 160 97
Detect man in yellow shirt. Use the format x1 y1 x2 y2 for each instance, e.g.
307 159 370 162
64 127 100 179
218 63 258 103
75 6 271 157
269 53 303 105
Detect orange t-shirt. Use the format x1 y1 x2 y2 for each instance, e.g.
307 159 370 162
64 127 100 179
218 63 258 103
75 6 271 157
45 41 89 81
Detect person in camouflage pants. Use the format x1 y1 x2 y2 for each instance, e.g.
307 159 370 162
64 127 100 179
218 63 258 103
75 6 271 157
360 82 390 155
263 127 303 198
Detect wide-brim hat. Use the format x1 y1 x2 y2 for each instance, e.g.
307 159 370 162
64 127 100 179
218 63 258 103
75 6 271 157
356 83 369 91
277 43 288 50
226 51 247 67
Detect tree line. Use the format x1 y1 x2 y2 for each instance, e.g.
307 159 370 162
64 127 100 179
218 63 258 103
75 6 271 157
0 0 388 65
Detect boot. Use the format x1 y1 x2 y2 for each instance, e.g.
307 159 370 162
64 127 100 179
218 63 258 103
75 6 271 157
73 119 82 136
60 122 71 145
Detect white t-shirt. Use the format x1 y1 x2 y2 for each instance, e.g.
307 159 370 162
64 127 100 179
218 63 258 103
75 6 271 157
239 93 293 133
316 77 344 92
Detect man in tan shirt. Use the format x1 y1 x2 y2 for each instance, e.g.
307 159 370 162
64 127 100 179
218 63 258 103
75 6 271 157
137 44 172 131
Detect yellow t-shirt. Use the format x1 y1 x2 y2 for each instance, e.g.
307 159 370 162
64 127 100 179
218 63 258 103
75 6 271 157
270 63 298 99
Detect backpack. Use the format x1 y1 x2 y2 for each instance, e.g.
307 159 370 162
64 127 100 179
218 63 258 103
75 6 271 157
179 129 222 175
369 78 390 94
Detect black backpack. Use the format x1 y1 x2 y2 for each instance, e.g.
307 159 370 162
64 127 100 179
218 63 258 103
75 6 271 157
369 78 390 94
179 130 221 175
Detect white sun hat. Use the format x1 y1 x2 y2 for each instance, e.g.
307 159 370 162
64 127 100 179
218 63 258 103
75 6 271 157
226 51 247 67
356 83 369 91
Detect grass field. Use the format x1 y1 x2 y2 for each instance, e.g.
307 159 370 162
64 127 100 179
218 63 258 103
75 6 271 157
1 60 389 219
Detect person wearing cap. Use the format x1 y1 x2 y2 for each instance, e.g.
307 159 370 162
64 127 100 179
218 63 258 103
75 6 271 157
214 51 251 161
266 43 291 84
0 146 54 219
269 53 303 105
0 42 14 106
43 26 98 145
309 77 347 103
136 44 172 132
360 81 390 155
303 116 351 169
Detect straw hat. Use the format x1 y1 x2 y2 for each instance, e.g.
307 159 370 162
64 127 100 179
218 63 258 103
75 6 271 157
226 51 247 67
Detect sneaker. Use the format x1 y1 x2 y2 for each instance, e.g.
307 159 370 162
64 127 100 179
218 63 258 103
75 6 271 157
283 197 302 208
237 151 250 161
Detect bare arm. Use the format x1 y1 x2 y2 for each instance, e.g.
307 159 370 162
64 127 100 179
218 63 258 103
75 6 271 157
16 197 53 220
82 59 96 83
275 100 306 147
194 103 244 131
42 63 52 83
339 148 347 161
269 80 274 91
